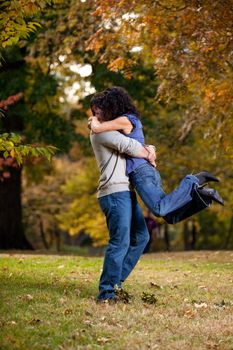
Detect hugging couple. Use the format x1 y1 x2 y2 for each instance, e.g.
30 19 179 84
89 86 224 303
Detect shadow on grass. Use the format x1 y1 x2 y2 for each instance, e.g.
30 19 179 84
2 276 98 301
0 245 106 257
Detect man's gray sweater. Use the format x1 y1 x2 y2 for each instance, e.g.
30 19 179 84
90 131 144 198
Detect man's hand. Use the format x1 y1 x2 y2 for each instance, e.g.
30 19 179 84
145 145 157 167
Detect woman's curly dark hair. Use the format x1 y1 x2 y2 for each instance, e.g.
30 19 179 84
90 86 140 121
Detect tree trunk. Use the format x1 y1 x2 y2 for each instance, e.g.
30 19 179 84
54 227 61 252
222 215 233 249
164 223 170 251
39 218 49 250
191 221 197 250
0 163 33 249
183 220 190 250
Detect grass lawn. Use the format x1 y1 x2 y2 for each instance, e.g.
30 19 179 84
0 251 233 350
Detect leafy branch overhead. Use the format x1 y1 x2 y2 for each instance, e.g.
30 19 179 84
0 133 57 165
0 0 56 50
0 0 63 163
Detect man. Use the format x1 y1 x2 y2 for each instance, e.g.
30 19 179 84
90 115 156 302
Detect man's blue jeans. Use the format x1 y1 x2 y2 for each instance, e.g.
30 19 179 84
129 163 202 224
98 191 149 300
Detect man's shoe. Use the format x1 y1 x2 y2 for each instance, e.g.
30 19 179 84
114 286 132 304
194 171 220 186
197 187 224 206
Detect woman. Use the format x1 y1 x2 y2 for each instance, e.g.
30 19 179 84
89 87 224 224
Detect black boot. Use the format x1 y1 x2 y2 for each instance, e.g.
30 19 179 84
194 171 220 186
196 187 224 206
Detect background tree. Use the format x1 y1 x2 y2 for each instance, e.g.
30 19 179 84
0 0 100 249
0 44 74 249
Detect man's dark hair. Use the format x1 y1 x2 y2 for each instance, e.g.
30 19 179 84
90 86 140 121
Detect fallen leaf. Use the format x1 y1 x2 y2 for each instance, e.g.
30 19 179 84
84 320 92 325
122 304 127 312
85 310 92 316
59 297 66 305
97 337 110 344
150 282 163 289
117 323 123 328
22 294 33 301
170 285 178 289
194 302 208 309
74 288 81 296
10 321 17 325
184 309 197 318
29 318 40 325
64 308 73 315
71 332 80 340
206 340 220 349
198 285 208 290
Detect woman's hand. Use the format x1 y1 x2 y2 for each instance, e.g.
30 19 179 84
88 116 101 132
87 117 93 130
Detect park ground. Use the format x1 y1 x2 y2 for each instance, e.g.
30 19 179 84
0 251 233 350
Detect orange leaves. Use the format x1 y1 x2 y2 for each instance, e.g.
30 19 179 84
86 0 233 150
0 93 24 109
203 80 233 111
86 28 104 54
107 58 135 78
107 57 125 71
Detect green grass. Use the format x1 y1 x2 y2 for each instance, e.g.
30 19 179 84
0 251 233 350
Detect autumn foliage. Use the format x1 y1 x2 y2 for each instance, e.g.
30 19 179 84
0 0 232 249
87 0 233 152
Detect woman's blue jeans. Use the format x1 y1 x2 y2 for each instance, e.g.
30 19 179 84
129 163 203 224
98 191 149 300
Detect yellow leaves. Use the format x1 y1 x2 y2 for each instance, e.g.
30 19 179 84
0 1 52 52
10 149 15 158
188 41 198 51
57 157 109 246
107 57 125 71
86 28 104 53
37 56 49 74
107 57 135 79
203 80 233 112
